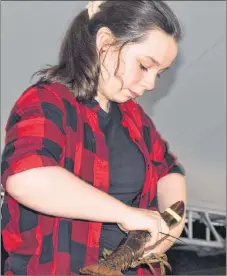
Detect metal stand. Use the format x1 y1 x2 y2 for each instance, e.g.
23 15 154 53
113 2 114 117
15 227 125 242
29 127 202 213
174 206 226 256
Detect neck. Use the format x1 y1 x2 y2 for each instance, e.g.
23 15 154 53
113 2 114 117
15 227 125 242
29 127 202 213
95 94 110 113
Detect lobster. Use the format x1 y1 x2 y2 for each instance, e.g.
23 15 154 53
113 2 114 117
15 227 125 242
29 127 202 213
80 201 185 275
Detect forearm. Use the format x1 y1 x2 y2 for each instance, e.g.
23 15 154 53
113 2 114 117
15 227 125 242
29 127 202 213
154 173 187 253
6 166 130 224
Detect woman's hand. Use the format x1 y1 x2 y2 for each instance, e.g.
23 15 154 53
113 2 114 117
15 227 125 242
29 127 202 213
119 207 170 247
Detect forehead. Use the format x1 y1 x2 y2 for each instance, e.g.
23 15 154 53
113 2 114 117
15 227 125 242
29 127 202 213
126 29 178 68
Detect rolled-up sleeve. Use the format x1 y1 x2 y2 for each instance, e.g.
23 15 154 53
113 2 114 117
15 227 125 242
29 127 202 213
1 84 66 190
146 114 185 180
154 138 185 179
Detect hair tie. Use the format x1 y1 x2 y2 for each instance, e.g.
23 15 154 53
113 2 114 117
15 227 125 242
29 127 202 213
86 1 105 20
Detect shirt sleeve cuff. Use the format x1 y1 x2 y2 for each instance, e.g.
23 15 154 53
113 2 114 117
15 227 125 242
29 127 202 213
168 163 185 176
1 155 59 191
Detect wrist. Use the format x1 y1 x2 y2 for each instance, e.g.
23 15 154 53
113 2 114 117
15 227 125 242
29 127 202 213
118 205 133 225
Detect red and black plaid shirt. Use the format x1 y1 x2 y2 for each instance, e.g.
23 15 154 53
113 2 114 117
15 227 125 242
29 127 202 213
1 81 183 275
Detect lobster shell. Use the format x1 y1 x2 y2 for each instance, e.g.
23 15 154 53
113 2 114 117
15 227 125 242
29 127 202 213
80 201 185 275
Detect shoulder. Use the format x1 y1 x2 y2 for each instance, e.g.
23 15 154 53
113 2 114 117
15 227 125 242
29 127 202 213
12 80 82 114
6 80 83 133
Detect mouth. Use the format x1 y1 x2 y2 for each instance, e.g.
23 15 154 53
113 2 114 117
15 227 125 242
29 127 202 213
129 89 140 98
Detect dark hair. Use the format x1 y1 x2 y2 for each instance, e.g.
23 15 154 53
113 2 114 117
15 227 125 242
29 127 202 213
34 0 182 101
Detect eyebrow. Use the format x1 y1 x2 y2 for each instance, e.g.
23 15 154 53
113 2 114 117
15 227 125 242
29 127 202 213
145 56 161 67
145 56 170 72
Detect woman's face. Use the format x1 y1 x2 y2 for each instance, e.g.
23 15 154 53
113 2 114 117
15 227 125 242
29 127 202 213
96 28 178 105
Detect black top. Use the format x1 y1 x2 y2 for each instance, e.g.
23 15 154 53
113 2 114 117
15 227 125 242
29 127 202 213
98 102 146 253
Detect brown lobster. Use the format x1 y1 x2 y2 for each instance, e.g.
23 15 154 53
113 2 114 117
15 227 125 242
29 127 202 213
80 201 185 275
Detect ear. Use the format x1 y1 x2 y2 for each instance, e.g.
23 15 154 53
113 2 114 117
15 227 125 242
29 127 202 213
96 27 115 55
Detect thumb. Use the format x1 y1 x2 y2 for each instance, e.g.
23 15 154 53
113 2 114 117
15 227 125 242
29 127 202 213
117 223 129 233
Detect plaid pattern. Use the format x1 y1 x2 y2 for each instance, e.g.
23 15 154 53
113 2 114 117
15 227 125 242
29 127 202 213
1 81 184 275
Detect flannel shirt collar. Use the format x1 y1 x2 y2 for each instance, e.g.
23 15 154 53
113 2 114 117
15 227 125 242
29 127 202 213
84 98 115 116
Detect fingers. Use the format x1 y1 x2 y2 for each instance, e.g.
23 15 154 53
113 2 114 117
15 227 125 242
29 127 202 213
120 207 170 243
147 218 160 245
147 215 170 246
117 223 128 233
148 228 159 246
159 217 170 239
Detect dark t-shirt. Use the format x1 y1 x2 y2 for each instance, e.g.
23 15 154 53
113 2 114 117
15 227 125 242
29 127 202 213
98 102 146 254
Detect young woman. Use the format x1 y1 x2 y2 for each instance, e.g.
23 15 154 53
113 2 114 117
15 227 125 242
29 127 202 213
1 1 186 275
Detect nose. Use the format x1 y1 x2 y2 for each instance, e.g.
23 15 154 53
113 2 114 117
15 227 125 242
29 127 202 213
141 73 157 91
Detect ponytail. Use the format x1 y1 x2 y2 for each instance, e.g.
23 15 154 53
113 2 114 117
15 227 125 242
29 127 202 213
34 9 101 101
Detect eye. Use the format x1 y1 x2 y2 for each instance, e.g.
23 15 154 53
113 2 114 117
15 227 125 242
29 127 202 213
139 63 148 72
